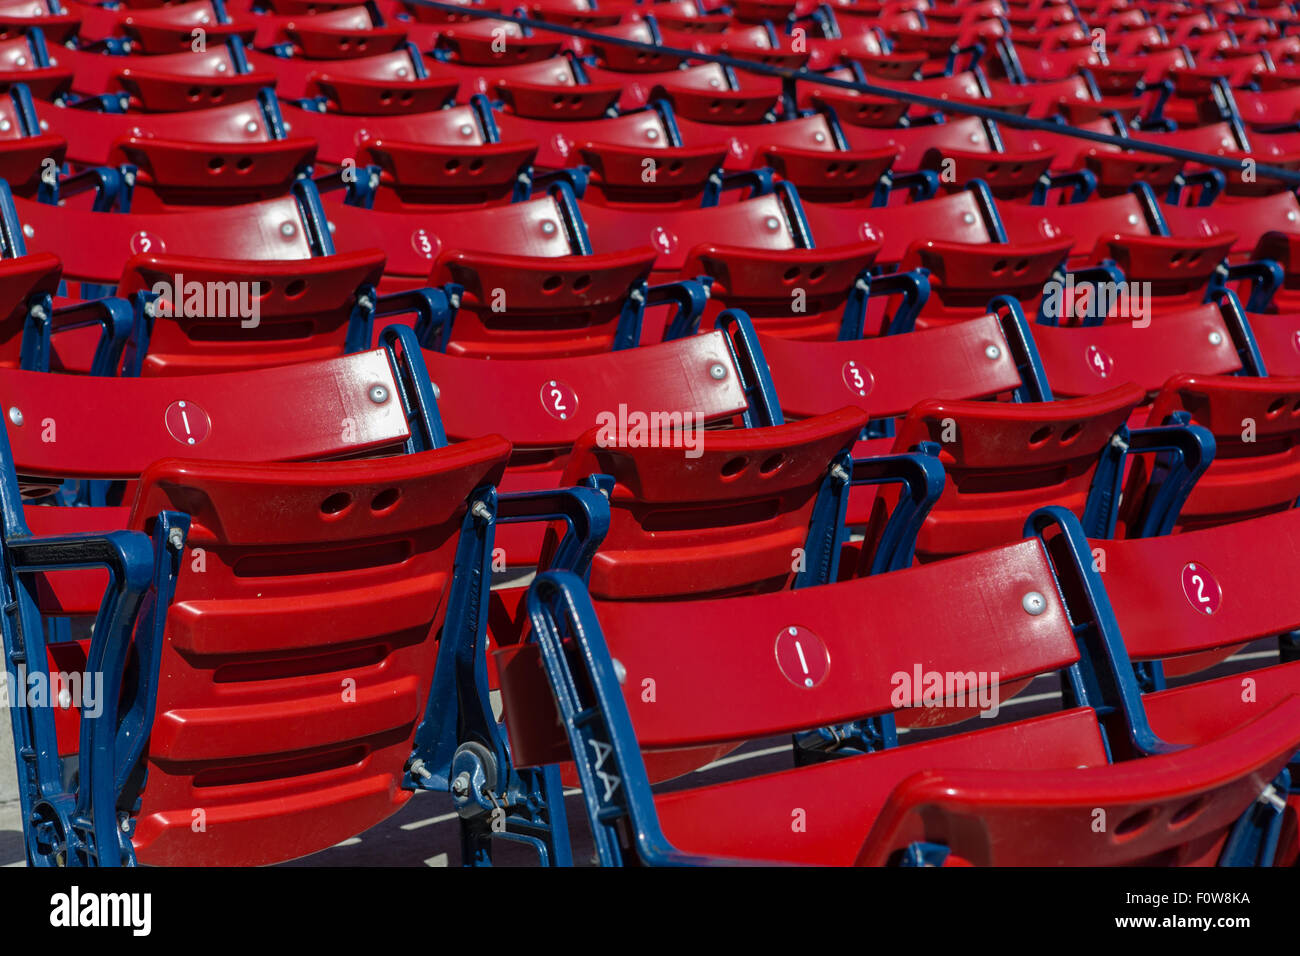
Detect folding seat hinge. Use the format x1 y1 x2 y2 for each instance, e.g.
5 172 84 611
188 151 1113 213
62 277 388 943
1258 784 1287 813
448 741 500 820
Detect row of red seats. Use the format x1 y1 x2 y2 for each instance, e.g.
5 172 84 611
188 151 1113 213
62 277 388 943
5 310 1298 865
3 0 1300 869
7 170 1300 366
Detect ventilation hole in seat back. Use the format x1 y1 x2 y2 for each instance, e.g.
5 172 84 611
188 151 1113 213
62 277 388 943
721 456 748 477
1115 807 1158 839
1169 796 1207 827
321 492 352 515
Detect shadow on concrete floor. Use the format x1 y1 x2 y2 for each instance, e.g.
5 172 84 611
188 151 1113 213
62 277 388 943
0 828 27 866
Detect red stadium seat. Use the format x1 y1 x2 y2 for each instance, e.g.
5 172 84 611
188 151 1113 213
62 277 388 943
4 0 1300 872
26 437 514 866
492 508 1297 866
865 382 1213 562
1 328 607 866
1140 373 1300 530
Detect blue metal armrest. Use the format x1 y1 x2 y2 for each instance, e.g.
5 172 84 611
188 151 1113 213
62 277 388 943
400 484 611 866
871 169 940 206
1211 258 1284 313
312 162 381 208
655 276 713 340
848 446 946 576
1083 416 1215 540
1031 167 1097 205
4 513 187 867
33 295 135 376
521 166 590 200
377 322 449 451
1024 506 1183 758
1166 168 1225 206
853 268 931 337
701 167 776 206
47 165 130 212
379 283 461 354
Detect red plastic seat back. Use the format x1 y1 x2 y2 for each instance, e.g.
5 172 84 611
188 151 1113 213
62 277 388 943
764 144 898 202
1163 192 1300 261
110 137 318 207
402 0 490 24
672 113 839 168
842 115 995 173
435 20 561 66
243 49 455 113
999 191 1150 260
1246 313 1300 375
5 346 417 486
125 436 511 865
1145 373 1300 526
54 98 280 166
431 246 656 358
426 329 750 466
0 34 72 99
579 192 802 277
525 0 622 30
858 700 1300 866
495 75 624 120
888 384 1147 561
111 1 255 53
494 107 672 169
801 190 993 265
562 406 868 600
758 314 1024 420
360 137 537 207
809 88 912 127
17 191 320 288
682 240 882 339
578 141 729 205
903 236 1074 310
286 102 493 166
116 249 386 375
114 57 275 113
0 0 77 41
1004 193 1233 299
283 8 407 59
326 191 578 286
1032 303 1242 397
588 22 686 72
1101 233 1236 300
